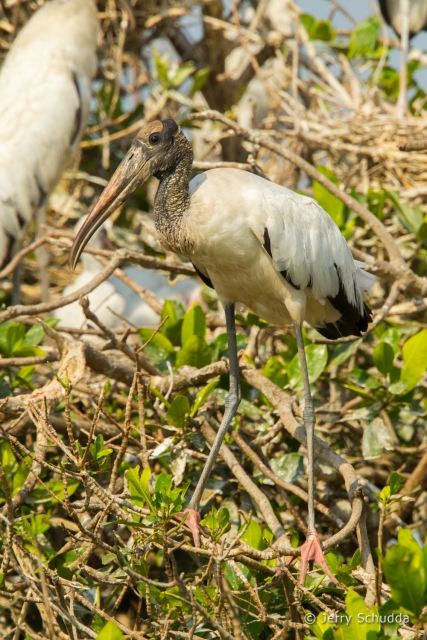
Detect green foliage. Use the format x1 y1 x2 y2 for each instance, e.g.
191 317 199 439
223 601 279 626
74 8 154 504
175 334 212 368
181 304 206 345
96 620 124 640
335 588 381 640
301 14 336 42
383 190 427 240
0 321 53 390
269 452 304 483
166 395 191 428
288 343 328 390
190 377 220 416
373 341 394 376
161 299 185 346
126 466 154 512
362 416 394 460
263 355 288 388
87 434 113 473
313 167 346 228
201 506 231 542
400 329 427 392
348 16 381 59
125 467 187 525
382 529 427 620
138 328 176 371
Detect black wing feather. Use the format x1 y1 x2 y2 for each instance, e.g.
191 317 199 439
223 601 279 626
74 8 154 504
191 262 214 289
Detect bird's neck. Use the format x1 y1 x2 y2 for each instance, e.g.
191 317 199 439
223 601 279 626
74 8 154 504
154 148 193 255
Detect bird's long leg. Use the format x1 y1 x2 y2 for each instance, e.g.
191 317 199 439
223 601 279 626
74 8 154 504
36 207 50 302
294 322 337 585
12 261 22 306
396 0 410 118
182 303 241 546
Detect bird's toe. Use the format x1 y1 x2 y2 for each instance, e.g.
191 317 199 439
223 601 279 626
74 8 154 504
299 530 338 586
176 508 202 547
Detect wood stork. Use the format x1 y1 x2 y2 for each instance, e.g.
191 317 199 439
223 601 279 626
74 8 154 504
378 0 427 116
69 119 375 583
55 217 202 332
0 0 99 301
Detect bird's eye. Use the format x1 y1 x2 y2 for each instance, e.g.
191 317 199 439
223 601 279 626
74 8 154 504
149 133 160 145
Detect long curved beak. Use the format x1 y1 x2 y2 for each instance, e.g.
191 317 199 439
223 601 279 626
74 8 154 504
68 142 152 271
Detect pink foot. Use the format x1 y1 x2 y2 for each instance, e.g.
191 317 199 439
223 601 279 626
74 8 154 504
176 509 202 547
299 529 338 585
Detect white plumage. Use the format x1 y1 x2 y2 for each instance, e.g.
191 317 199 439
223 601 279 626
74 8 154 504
378 0 427 116
187 168 375 337
0 0 99 295
379 0 427 37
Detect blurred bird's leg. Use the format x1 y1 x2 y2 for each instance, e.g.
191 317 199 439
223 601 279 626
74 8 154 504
179 303 241 546
36 206 50 302
294 322 337 585
12 253 22 306
396 0 410 118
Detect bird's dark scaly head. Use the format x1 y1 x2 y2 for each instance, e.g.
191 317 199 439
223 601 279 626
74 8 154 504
68 119 188 270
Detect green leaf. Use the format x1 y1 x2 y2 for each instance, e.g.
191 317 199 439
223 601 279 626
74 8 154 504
379 486 391 504
373 342 394 376
400 329 427 392
176 335 211 368
27 479 80 505
380 327 400 357
190 378 219 417
22 324 45 347
349 368 381 389
270 453 304 483
190 67 210 96
335 588 380 640
138 328 175 371
384 190 425 237
102 553 116 565
170 61 196 87
125 466 154 512
328 339 361 369
362 416 394 460
288 344 328 391
6 323 25 355
138 329 175 355
181 304 206 346
313 167 345 227
263 356 288 388
153 50 169 89
382 529 427 619
348 16 381 59
16 365 35 382
166 395 191 428
161 299 185 346
240 519 266 551
96 620 124 640
301 14 336 41
389 472 405 496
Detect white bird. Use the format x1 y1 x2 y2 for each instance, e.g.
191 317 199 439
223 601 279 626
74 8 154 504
378 0 427 116
0 0 99 301
69 119 375 583
55 217 202 332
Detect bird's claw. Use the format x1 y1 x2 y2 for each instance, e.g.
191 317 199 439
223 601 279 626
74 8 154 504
176 508 202 547
299 529 338 586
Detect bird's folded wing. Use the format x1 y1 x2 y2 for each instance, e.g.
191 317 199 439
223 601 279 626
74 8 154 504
258 189 365 308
